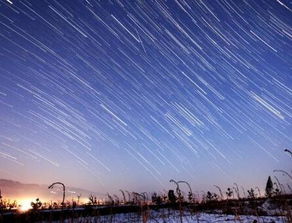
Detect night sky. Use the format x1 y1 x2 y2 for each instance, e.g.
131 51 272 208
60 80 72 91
0 0 291 195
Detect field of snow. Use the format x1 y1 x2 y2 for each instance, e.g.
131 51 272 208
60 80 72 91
46 209 287 223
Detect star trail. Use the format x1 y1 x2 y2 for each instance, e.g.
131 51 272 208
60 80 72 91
0 0 291 194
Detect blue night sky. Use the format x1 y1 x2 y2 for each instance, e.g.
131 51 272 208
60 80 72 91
0 0 291 195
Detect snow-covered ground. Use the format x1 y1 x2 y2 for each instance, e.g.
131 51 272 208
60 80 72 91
45 209 287 223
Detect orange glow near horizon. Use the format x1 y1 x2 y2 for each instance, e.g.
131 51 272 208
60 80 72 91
18 199 33 212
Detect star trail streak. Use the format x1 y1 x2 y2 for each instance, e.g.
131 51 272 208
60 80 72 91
0 0 291 193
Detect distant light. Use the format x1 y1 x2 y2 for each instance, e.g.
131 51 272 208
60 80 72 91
18 200 32 212
6 0 13 4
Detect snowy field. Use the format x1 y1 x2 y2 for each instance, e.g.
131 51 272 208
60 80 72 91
44 210 287 223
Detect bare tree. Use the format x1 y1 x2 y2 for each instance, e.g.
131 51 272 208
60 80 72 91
120 190 126 204
241 186 246 198
177 181 193 202
233 183 240 199
214 185 223 200
274 176 285 194
77 194 81 205
255 186 261 197
48 182 66 207
170 179 183 223
125 190 132 203
169 179 182 199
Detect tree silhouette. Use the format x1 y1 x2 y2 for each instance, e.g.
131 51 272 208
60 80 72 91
265 176 273 197
255 186 261 197
120 190 126 204
151 192 162 205
247 188 256 199
177 180 193 202
169 179 182 200
31 198 42 210
226 188 233 199
168 190 176 204
48 182 66 207
89 194 97 205
0 189 3 210
214 185 223 200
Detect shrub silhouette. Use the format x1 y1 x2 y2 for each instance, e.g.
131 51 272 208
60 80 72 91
226 188 233 199
151 192 162 205
168 190 176 204
31 198 42 210
247 188 256 199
